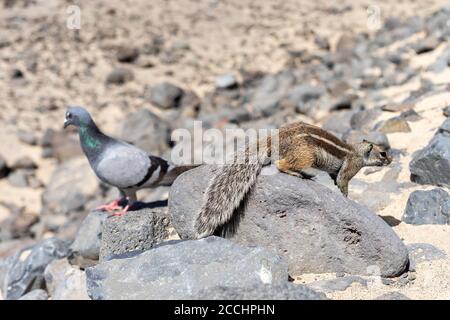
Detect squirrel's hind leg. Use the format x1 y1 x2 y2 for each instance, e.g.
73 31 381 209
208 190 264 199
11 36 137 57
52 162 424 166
275 157 314 178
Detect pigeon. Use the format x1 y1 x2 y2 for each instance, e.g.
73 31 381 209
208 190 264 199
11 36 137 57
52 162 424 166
63 106 195 215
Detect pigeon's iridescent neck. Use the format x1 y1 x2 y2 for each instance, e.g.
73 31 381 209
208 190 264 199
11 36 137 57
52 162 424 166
79 126 101 150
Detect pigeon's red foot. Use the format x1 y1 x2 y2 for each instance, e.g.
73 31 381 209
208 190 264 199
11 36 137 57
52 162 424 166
95 199 122 212
110 205 130 217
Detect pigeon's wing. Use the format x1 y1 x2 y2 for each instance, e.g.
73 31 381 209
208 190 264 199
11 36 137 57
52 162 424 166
95 144 151 189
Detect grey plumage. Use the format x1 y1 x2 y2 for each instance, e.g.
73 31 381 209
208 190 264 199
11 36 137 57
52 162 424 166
64 106 194 212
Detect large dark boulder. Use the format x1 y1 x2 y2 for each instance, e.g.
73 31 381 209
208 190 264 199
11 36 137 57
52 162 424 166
86 237 292 300
169 165 409 277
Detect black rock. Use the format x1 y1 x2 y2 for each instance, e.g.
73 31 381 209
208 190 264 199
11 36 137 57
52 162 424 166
7 170 29 188
402 188 450 225
413 36 439 54
169 165 409 277
410 119 450 186
343 130 390 150
407 243 447 270
374 292 410 300
18 289 48 300
86 237 289 300
70 211 108 267
116 46 139 63
17 130 38 146
215 74 238 90
314 35 330 51
1 238 70 299
196 283 326 300
11 156 37 170
443 105 450 117
118 109 171 155
105 68 134 85
99 207 171 261
149 82 184 109
0 155 10 179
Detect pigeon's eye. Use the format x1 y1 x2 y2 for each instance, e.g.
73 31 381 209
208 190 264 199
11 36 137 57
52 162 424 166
380 151 387 158
66 112 72 119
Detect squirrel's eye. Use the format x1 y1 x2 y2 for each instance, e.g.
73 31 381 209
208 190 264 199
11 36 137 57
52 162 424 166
380 151 387 158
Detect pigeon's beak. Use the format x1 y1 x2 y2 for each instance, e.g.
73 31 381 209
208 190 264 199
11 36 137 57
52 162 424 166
63 118 69 129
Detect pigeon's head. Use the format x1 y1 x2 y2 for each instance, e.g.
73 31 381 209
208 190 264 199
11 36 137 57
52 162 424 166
64 106 93 129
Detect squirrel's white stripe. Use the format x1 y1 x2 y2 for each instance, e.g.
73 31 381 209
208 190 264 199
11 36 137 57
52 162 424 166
297 133 351 154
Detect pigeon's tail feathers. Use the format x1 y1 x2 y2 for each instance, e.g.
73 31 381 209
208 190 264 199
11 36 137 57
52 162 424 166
194 139 271 238
158 164 200 186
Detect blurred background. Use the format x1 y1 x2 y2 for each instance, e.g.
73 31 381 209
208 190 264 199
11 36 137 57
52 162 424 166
1 0 450 299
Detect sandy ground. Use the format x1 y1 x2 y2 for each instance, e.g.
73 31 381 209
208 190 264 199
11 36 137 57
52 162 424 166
1 0 450 300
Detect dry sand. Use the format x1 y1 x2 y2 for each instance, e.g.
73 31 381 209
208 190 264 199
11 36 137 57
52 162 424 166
1 0 450 300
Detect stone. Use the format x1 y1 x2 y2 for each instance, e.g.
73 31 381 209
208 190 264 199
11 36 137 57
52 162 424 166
407 243 447 270
105 68 134 85
215 74 238 89
402 189 450 225
18 289 48 300
443 105 450 117
314 35 330 51
118 109 170 155
40 128 83 162
7 170 28 188
11 156 37 170
99 207 171 261
0 155 9 179
410 125 450 186
195 283 326 300
149 82 184 109
41 157 100 231
376 117 411 134
17 130 38 146
86 237 288 300
374 292 410 300
350 108 382 130
413 36 439 54
400 109 422 122
343 130 390 149
70 211 108 267
1 238 70 299
44 259 90 300
116 46 139 63
169 165 409 277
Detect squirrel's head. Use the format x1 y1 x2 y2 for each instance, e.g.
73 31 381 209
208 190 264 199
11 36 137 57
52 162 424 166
354 140 392 167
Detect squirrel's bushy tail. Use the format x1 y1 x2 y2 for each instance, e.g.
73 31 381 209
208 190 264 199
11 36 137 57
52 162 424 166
195 139 271 238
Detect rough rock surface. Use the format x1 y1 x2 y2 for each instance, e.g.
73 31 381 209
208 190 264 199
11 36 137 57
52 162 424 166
70 211 108 267
195 283 326 300
410 118 450 186
86 236 288 300
44 259 90 300
99 207 171 261
407 243 447 270
18 289 48 300
118 109 170 155
1 238 70 299
169 165 409 277
374 292 411 300
402 188 450 225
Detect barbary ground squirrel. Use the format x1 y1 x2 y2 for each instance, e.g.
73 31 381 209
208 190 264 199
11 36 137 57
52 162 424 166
195 121 392 238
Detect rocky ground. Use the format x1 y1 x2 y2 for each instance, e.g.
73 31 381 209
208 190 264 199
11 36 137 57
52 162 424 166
1 0 450 300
